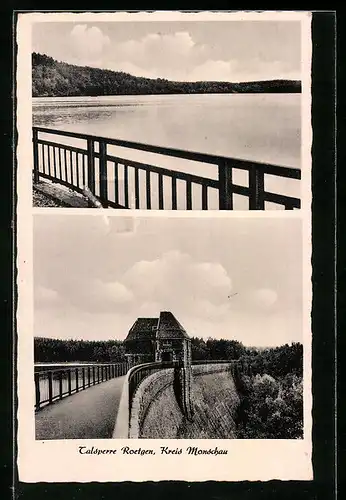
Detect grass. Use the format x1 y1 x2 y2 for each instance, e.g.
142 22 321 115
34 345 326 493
33 186 64 207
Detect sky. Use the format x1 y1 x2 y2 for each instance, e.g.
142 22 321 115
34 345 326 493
33 214 303 347
32 20 302 82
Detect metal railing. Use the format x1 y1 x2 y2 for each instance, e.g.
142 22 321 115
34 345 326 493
127 362 168 410
34 362 128 411
32 127 301 210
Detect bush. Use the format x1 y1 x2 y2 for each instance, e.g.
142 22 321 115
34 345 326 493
235 372 303 439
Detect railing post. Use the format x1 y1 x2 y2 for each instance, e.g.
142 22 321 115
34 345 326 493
75 368 79 392
249 165 265 210
88 366 91 387
68 370 72 395
87 138 95 194
99 140 108 206
93 366 96 385
218 159 233 210
59 371 63 400
82 367 86 390
35 373 41 410
48 372 53 404
33 128 40 183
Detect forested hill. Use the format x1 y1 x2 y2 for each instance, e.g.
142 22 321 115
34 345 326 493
32 53 301 97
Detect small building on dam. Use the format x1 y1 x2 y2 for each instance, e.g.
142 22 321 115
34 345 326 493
124 311 192 367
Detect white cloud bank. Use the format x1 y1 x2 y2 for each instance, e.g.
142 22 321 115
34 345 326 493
35 248 291 345
70 24 111 59
64 25 300 82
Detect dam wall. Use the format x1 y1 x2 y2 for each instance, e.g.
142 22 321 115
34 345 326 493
130 363 240 439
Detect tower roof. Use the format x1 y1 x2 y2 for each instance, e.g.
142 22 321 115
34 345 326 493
156 311 190 340
125 317 158 341
124 312 190 342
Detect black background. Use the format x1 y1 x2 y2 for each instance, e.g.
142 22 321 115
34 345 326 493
2 8 337 500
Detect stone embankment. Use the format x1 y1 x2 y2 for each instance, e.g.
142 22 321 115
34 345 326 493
130 364 240 439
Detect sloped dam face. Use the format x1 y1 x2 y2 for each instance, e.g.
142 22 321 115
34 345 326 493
131 366 240 439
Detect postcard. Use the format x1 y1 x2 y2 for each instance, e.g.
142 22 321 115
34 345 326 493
16 10 313 482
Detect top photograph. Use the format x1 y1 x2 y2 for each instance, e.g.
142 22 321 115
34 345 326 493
29 13 310 210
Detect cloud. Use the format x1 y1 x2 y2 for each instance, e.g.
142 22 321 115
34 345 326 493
121 249 232 320
105 31 208 81
34 22 301 83
70 25 110 59
249 288 278 308
66 278 134 313
117 31 196 66
35 285 60 306
97 280 134 305
89 29 300 82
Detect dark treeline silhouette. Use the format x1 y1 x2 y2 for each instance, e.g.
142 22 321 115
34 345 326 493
191 337 245 361
34 337 126 363
32 52 301 97
35 335 303 377
239 341 303 378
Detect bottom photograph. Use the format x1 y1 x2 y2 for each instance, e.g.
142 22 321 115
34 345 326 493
33 214 304 441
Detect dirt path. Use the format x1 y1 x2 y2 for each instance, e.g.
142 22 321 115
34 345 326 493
35 376 126 440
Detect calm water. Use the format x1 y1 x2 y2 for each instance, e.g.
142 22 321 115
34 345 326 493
33 94 301 209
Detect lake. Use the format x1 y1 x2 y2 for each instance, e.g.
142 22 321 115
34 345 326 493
33 93 301 210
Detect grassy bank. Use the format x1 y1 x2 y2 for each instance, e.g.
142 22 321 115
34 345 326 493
33 186 63 207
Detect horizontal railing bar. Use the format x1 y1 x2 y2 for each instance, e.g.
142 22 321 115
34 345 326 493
37 139 87 156
33 127 300 178
262 164 301 179
231 184 251 197
35 364 126 375
105 155 220 189
264 191 301 208
231 184 300 207
105 200 128 209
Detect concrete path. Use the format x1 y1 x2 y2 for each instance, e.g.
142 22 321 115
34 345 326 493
35 376 126 440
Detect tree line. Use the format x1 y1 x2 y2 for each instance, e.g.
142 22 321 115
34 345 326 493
32 52 301 97
35 335 302 377
34 337 126 363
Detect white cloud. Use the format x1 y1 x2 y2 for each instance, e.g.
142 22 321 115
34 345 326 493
250 288 278 308
189 60 236 82
35 285 60 305
121 249 232 321
34 22 301 82
70 25 110 59
117 31 196 65
137 300 162 317
33 216 302 345
98 280 134 304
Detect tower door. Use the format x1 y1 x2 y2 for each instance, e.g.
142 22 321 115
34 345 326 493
162 351 173 362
